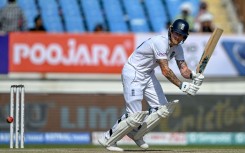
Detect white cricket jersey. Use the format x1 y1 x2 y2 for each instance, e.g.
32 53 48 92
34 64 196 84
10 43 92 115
127 35 185 74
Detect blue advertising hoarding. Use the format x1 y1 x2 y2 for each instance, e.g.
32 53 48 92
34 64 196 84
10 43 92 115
0 132 90 144
222 41 245 75
0 34 8 74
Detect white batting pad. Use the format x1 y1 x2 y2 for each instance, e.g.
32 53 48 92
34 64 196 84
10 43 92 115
134 100 179 140
166 99 179 113
105 111 148 146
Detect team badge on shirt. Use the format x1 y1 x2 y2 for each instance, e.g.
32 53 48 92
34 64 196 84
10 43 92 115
131 89 135 96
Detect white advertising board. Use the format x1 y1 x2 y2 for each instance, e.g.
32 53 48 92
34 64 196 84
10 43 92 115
136 33 241 77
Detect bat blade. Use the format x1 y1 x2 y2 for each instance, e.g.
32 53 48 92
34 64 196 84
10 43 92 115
196 28 223 74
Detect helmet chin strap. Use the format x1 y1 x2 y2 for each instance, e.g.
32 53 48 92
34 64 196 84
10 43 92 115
179 41 184 44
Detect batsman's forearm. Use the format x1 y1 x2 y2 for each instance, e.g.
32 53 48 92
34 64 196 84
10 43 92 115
158 59 182 88
176 60 192 79
162 69 182 88
181 68 192 79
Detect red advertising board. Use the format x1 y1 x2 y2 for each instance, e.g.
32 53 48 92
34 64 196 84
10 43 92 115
9 33 135 73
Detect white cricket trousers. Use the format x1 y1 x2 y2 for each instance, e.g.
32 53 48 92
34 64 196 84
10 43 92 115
122 63 168 114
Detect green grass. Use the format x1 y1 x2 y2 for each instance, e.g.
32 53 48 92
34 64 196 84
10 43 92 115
2 144 245 149
1 145 245 153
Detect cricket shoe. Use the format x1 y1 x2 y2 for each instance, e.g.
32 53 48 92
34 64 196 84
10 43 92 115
134 138 149 149
127 134 149 149
98 136 124 152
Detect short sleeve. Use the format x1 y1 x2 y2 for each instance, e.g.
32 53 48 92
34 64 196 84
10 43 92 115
151 36 169 60
175 46 185 61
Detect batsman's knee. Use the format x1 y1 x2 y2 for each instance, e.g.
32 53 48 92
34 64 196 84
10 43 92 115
127 111 148 128
165 99 179 114
133 100 179 140
150 99 179 118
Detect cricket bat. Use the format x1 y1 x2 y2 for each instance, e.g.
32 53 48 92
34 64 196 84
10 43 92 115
196 27 224 74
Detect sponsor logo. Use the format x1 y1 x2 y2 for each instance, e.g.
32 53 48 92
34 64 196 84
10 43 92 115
198 56 209 73
233 43 245 66
157 52 166 57
222 41 245 75
13 39 128 66
9 33 134 73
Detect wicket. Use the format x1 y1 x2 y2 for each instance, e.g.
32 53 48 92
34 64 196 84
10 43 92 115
10 85 25 149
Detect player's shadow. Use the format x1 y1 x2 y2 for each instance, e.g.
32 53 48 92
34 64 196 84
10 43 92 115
124 149 196 152
124 149 171 152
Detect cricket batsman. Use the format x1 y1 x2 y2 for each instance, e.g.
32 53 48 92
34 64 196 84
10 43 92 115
99 19 204 151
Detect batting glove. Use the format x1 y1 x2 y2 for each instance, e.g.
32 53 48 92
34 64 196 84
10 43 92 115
191 71 205 86
180 82 200 96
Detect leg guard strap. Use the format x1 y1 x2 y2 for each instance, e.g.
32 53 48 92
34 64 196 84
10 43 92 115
134 100 179 140
106 111 148 146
